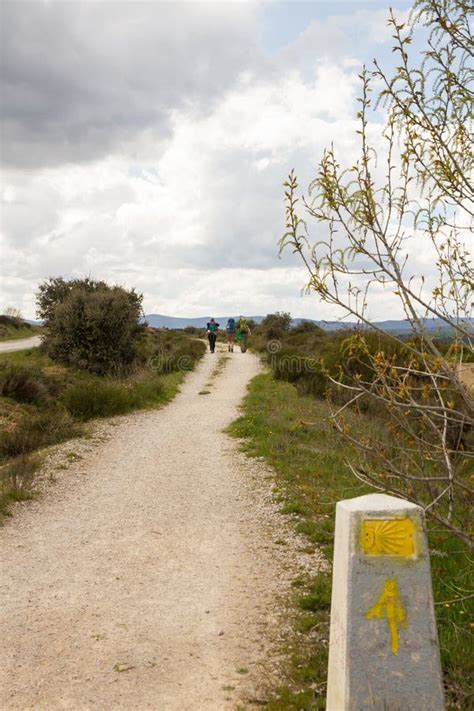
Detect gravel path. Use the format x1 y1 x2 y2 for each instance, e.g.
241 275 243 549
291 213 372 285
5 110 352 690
0 336 42 353
0 348 321 710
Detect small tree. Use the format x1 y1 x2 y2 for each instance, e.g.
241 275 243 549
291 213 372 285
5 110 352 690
292 320 325 336
37 278 144 375
259 312 293 340
4 307 23 323
37 277 139 324
280 0 473 546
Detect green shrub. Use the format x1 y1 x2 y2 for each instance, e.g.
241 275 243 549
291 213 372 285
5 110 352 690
271 346 316 396
128 378 166 404
37 276 121 323
63 380 134 419
0 314 28 331
38 278 144 375
258 312 292 340
292 320 325 336
0 455 39 518
0 408 78 460
147 331 206 373
62 374 167 420
0 363 49 404
0 314 34 341
0 314 23 328
265 329 411 402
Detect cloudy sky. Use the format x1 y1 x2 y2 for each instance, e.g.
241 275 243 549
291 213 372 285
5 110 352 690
1 0 416 320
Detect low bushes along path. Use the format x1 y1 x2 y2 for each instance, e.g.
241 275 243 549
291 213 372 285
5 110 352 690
0 347 313 710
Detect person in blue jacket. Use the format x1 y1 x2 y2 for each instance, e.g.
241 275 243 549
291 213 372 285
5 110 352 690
225 317 237 352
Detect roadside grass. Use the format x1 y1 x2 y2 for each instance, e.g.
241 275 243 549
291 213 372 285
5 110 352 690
141 329 206 374
0 333 205 519
0 327 39 342
0 348 51 367
0 315 43 342
228 372 473 710
0 405 80 461
61 371 182 420
0 454 40 520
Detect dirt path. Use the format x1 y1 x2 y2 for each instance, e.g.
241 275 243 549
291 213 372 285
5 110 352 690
0 348 317 710
0 335 41 352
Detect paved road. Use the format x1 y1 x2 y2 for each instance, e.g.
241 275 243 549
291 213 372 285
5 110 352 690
0 336 42 353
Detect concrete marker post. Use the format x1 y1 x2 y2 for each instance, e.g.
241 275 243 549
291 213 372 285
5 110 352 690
326 493 445 711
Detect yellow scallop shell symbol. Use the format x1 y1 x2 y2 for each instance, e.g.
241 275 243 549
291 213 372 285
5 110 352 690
362 518 415 557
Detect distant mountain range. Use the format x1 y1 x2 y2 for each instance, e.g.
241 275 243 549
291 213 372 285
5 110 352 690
144 313 472 334
22 314 472 335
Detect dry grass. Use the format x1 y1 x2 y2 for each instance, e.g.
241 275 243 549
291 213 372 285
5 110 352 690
458 363 474 391
0 455 40 520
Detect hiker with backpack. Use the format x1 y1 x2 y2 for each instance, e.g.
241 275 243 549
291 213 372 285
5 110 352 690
225 317 237 352
206 318 219 353
237 316 251 353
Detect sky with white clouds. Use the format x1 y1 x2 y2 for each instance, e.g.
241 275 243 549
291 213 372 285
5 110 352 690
1 0 422 320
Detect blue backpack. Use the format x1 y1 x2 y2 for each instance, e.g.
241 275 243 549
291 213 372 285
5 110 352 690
226 318 236 333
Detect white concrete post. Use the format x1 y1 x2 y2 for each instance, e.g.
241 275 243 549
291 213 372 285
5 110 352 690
326 493 445 711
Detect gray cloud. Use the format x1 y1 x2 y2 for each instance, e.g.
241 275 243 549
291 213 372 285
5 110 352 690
1 1 263 168
1 1 423 321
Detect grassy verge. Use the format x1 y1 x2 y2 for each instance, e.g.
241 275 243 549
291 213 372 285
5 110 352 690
0 327 40 342
0 333 205 520
228 372 473 710
0 315 43 342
